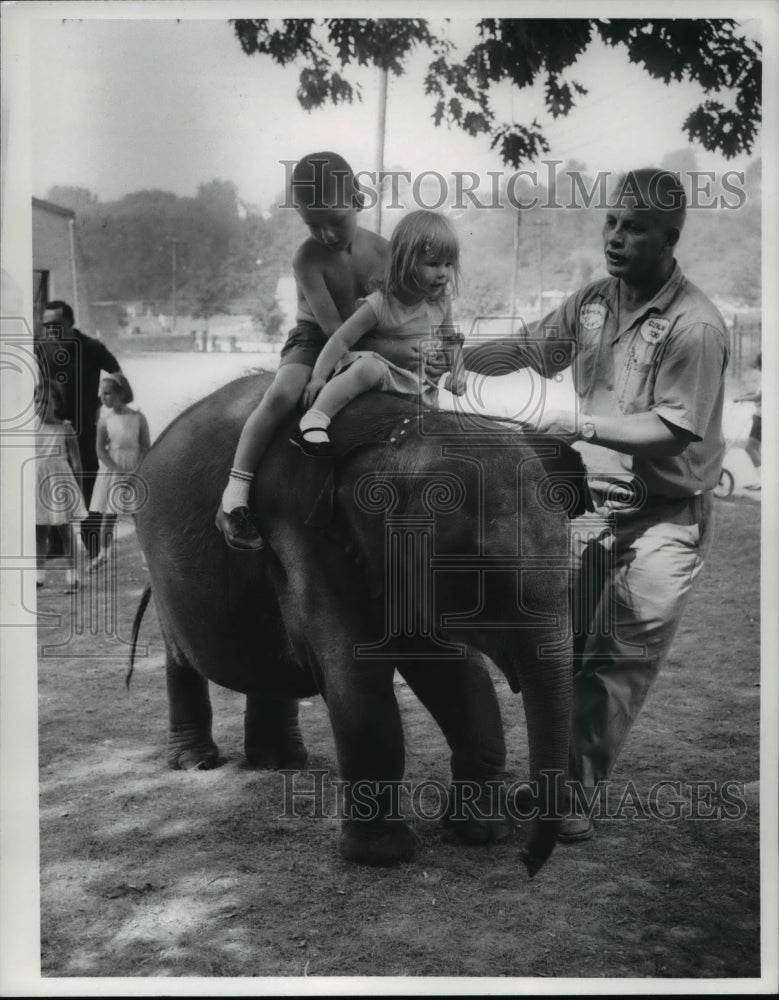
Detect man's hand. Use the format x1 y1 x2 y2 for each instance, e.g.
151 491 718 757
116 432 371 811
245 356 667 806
515 407 580 439
303 377 327 409
444 369 468 395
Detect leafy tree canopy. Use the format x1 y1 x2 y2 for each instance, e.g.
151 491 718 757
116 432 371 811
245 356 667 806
232 18 761 166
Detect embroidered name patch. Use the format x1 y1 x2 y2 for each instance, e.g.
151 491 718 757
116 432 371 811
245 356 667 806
640 316 671 345
580 303 607 331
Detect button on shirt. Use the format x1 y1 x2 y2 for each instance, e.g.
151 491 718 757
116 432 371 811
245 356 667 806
537 263 729 498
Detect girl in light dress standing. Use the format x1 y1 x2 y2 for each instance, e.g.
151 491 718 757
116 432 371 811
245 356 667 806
35 378 88 592
89 372 151 571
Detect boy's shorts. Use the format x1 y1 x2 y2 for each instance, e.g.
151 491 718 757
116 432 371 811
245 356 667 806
278 321 327 369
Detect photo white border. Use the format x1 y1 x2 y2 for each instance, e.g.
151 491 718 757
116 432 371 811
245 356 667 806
2 0 777 995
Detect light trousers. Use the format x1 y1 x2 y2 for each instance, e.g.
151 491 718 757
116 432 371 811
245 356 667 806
569 492 714 787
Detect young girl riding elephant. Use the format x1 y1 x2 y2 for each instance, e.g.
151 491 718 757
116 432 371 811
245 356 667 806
293 209 467 455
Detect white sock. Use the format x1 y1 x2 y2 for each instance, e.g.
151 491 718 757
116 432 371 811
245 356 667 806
299 409 331 445
222 468 254 513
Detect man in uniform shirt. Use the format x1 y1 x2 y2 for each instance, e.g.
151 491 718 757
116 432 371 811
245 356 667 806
469 168 729 841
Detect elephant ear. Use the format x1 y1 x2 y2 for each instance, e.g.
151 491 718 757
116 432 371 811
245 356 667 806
534 438 594 518
300 462 383 600
295 393 418 531
304 466 336 529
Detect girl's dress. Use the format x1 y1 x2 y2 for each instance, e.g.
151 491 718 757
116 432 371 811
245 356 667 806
36 419 88 525
90 409 144 515
336 290 452 406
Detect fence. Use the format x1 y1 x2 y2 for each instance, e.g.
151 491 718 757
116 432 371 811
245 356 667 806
731 312 761 383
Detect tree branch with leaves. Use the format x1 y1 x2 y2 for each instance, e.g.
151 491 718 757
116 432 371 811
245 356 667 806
232 17 761 167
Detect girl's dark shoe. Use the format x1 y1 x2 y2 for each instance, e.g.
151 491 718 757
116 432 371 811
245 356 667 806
289 425 334 458
215 506 265 550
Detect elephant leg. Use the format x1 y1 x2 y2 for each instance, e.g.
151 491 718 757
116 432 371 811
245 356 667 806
398 654 512 845
274 536 417 866
325 660 418 866
244 695 308 769
165 650 219 771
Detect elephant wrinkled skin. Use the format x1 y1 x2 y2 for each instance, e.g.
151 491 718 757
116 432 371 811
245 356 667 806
132 372 575 876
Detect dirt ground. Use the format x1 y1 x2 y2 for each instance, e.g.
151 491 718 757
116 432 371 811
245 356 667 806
34 495 763 983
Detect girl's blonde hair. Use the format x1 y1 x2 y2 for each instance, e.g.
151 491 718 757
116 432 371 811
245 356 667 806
101 372 134 403
383 210 461 300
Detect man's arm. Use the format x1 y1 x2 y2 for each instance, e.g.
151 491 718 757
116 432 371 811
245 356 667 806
520 406 694 455
523 320 726 457
94 340 121 375
584 411 694 456
462 299 578 378
463 336 571 377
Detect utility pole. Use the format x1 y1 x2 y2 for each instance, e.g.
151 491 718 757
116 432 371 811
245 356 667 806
375 66 388 237
536 226 544 318
511 208 521 320
68 218 80 319
165 237 179 330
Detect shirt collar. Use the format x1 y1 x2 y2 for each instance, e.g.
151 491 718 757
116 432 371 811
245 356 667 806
613 261 685 341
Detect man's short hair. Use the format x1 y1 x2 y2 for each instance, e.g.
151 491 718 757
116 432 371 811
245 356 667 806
44 300 75 324
290 151 363 211
609 168 687 233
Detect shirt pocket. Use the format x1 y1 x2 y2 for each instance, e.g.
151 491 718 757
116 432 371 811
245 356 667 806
618 356 659 413
572 327 602 395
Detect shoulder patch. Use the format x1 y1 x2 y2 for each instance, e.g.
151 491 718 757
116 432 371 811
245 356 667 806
579 303 607 331
640 316 671 345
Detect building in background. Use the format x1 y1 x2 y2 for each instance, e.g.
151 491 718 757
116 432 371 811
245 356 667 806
31 197 93 334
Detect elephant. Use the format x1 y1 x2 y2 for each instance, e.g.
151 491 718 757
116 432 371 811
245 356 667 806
130 370 582 876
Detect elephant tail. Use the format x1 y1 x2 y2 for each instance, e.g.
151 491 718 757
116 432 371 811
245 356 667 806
126 585 153 689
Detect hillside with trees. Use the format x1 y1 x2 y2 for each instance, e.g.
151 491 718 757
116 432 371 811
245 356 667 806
49 152 761 339
48 180 299 337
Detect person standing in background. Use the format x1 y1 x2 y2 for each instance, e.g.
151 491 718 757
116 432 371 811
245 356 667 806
35 300 122 555
734 352 761 491
34 378 89 592
89 372 151 571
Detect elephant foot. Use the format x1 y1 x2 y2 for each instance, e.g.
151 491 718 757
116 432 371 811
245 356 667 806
244 740 309 770
338 819 419 867
243 696 308 770
443 780 512 845
167 727 220 771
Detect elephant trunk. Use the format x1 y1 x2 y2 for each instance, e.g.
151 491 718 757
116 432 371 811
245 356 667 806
516 656 572 878
518 772 565 878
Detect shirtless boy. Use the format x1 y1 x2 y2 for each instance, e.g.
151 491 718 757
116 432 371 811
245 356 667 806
216 151 390 549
